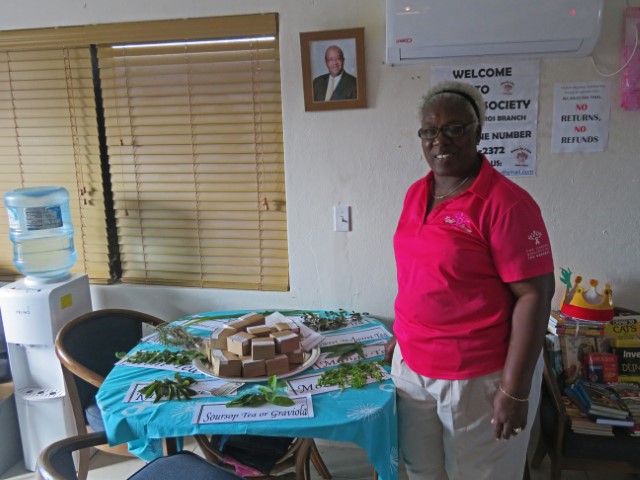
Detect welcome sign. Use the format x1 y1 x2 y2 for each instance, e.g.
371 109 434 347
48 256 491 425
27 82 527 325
431 60 540 177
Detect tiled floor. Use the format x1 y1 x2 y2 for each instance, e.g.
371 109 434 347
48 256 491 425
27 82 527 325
1 436 638 479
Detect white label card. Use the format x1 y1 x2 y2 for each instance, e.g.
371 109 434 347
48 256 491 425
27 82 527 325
192 394 314 424
319 326 391 347
313 344 385 370
285 367 389 396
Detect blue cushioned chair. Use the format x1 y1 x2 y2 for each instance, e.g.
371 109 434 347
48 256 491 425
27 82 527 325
54 309 167 480
36 431 243 480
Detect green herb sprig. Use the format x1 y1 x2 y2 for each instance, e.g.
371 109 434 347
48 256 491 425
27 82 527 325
116 349 206 366
226 375 294 408
317 360 386 390
138 373 197 403
301 309 369 332
320 341 365 361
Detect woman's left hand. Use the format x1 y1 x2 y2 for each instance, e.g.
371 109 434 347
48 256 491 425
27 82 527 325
493 273 555 440
491 388 529 440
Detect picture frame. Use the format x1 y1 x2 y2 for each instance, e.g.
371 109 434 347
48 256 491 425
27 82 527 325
299 27 367 112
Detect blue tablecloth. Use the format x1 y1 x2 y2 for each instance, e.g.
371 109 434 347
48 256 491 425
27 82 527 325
96 310 398 480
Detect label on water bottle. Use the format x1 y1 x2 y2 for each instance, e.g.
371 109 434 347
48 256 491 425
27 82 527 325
24 205 63 230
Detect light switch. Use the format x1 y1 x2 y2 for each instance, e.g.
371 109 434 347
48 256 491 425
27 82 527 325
334 206 351 232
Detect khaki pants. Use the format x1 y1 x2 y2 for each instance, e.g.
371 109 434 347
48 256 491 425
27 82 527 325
391 346 542 480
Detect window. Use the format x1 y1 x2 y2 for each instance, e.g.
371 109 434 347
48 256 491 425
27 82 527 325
0 14 289 291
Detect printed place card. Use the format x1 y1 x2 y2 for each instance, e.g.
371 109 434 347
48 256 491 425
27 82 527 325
313 344 385 370
285 368 389 396
192 394 314 424
319 326 391 348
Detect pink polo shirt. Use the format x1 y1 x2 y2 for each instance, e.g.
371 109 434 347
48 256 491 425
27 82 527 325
393 156 554 380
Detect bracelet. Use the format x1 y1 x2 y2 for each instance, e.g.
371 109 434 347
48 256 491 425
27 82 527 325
498 384 529 402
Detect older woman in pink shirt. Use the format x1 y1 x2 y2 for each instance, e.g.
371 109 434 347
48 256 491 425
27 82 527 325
386 80 555 480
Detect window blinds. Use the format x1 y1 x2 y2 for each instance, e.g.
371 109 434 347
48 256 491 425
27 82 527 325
0 14 288 291
97 16 289 290
0 47 110 282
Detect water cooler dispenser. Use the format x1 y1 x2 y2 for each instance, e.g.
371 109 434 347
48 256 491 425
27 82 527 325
0 186 93 470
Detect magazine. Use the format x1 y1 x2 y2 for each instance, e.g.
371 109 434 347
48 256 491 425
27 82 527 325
573 381 632 419
606 382 640 417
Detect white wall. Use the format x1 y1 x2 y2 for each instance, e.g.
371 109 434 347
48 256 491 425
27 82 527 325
2 0 639 322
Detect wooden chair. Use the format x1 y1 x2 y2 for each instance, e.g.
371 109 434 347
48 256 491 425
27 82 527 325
36 430 244 480
54 308 167 480
530 348 640 479
193 434 331 480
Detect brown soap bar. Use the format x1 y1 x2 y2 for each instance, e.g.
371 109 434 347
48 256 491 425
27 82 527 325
270 330 301 354
246 325 273 337
242 358 266 378
273 321 300 334
266 354 290 376
286 348 305 364
251 337 276 360
238 312 266 329
209 326 237 349
211 350 241 377
227 332 254 356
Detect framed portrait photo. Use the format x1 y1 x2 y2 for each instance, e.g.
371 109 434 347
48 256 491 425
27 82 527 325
299 27 367 112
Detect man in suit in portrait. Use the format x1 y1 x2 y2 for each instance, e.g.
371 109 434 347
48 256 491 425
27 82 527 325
312 45 358 102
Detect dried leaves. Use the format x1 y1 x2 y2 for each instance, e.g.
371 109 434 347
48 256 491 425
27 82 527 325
301 309 368 332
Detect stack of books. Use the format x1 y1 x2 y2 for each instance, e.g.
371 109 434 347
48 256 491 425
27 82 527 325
607 382 640 436
548 311 640 338
548 310 607 337
547 311 640 386
565 380 635 428
563 396 614 436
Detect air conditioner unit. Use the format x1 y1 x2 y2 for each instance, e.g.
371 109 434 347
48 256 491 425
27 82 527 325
386 0 604 64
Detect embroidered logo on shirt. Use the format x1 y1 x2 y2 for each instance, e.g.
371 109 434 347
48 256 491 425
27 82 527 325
526 230 551 260
444 212 473 234
528 230 542 245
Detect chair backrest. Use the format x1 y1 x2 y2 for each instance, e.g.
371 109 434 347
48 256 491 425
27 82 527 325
193 434 326 479
55 309 166 424
36 431 244 480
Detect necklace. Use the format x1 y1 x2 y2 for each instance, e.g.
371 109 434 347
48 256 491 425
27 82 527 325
431 170 475 200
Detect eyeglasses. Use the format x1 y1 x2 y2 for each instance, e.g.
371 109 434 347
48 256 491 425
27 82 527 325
417 122 477 140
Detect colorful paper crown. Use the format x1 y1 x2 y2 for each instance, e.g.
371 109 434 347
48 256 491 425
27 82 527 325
559 268 614 321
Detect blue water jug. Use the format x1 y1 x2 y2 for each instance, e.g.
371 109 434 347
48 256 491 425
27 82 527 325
3 186 77 281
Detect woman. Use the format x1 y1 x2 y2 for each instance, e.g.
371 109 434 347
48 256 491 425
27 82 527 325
386 80 555 480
